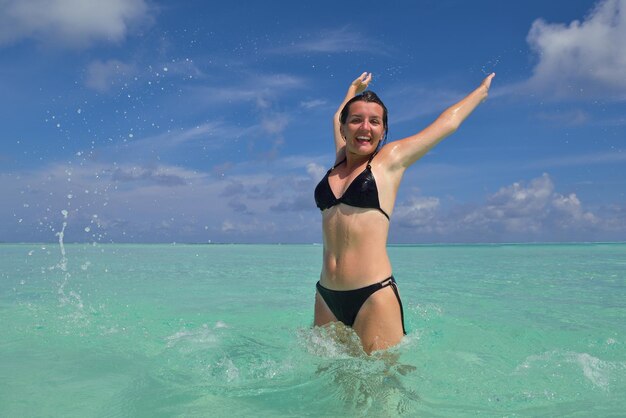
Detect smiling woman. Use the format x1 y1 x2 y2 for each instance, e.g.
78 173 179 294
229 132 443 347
313 72 494 354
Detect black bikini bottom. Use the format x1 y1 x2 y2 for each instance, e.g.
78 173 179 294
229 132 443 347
316 276 407 335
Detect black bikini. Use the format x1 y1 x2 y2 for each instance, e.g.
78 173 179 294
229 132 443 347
314 152 390 220
314 152 406 335
316 277 407 335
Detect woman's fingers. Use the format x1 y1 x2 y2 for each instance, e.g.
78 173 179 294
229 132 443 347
353 72 372 93
482 72 495 90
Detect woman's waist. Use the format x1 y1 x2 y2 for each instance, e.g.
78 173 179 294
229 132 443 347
321 251 392 290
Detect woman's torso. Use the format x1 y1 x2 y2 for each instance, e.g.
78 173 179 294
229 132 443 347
316 152 401 290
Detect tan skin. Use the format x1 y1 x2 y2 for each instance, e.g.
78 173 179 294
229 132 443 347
314 72 495 354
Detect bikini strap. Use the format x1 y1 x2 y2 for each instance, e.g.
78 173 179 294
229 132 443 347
382 276 407 335
332 158 347 170
366 151 378 170
380 276 394 288
332 153 376 170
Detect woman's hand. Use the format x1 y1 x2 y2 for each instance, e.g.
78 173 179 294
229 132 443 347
480 73 495 96
350 72 372 94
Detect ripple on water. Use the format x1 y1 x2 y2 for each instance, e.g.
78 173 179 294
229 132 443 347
515 349 626 391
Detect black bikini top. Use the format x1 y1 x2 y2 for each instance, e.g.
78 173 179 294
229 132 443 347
314 152 390 220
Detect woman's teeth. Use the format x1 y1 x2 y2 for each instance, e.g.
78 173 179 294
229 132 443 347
356 136 371 142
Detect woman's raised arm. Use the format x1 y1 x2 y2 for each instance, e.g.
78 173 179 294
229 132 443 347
387 73 495 170
333 72 372 162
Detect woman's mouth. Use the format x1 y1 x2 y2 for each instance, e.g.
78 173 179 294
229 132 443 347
356 136 372 143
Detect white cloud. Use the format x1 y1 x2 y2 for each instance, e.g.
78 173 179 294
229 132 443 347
551 193 600 228
306 163 327 182
143 121 243 147
270 26 388 55
260 112 289 135
85 59 135 92
110 166 188 186
528 150 626 169
2 161 624 243
456 174 599 235
0 156 323 243
221 219 276 234
394 197 441 231
385 85 464 123
535 109 590 126
394 173 620 242
526 0 626 99
0 0 151 48
188 73 306 107
300 99 328 109
100 121 249 164
484 174 554 221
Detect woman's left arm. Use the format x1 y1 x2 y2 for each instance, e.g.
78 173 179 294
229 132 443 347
387 73 495 170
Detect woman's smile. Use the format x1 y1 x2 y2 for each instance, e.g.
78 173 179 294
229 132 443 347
342 101 385 152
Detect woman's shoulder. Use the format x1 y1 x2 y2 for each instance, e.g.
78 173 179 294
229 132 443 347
372 142 410 174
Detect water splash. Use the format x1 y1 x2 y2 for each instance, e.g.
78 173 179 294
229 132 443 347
298 323 365 358
165 324 220 352
56 209 68 273
481 56 501 75
296 325 420 414
55 209 86 324
514 350 626 391
56 209 71 305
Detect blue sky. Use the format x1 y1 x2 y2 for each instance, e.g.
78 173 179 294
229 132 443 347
1 0 625 243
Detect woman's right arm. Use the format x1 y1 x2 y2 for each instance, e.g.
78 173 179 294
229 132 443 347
333 72 372 162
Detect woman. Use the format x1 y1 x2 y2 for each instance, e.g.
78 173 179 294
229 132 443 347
314 71 495 354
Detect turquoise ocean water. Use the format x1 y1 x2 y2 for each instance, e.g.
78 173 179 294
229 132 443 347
1 242 625 417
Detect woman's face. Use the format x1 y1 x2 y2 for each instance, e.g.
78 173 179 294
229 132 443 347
341 101 385 156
